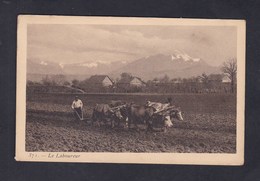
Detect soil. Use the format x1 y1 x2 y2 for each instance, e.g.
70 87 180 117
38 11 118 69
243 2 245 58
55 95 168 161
25 93 236 153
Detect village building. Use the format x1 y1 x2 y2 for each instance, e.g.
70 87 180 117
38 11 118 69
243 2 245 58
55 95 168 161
129 77 146 87
116 76 146 92
222 74 231 83
80 75 114 93
207 74 232 84
117 76 146 87
171 79 182 84
87 75 114 87
208 74 223 83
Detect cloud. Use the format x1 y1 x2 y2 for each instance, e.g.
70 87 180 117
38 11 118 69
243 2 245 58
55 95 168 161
81 63 98 68
40 61 48 66
97 60 111 65
27 24 237 66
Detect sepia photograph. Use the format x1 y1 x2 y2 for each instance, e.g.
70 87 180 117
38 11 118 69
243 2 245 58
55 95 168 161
16 16 245 164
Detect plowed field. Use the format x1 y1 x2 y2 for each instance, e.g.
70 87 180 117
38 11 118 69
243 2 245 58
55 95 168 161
26 93 236 153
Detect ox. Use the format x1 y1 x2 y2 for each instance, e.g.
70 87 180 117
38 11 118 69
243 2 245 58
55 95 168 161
150 107 184 132
109 100 125 107
92 104 124 128
124 103 155 131
145 101 184 132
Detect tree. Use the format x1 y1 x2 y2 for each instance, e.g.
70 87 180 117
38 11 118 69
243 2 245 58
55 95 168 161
160 74 170 83
120 72 132 80
41 75 55 86
198 73 210 90
71 79 80 87
199 73 209 84
27 80 34 86
153 78 158 81
63 81 71 86
221 58 237 93
52 74 66 85
41 74 67 86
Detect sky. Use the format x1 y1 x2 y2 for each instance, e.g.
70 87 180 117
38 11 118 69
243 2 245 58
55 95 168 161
27 24 237 67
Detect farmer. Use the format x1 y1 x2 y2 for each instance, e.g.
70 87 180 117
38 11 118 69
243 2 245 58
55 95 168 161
71 96 83 120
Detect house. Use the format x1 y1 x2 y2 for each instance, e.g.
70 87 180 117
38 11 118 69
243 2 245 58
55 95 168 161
171 79 182 84
87 75 114 87
130 77 146 87
207 74 233 83
222 75 231 83
208 74 223 83
117 76 146 87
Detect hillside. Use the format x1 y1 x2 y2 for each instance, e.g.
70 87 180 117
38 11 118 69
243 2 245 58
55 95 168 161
111 53 220 80
27 52 220 82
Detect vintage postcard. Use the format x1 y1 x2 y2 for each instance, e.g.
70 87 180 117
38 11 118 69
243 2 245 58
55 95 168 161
16 15 245 165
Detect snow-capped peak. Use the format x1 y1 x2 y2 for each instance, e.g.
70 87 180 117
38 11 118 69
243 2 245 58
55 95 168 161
171 55 177 61
59 63 64 69
80 60 111 68
40 61 48 66
171 50 200 62
193 58 201 62
81 62 98 68
97 60 111 65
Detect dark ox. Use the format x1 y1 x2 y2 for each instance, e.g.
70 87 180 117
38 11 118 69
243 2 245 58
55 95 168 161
124 103 184 132
123 103 155 130
92 104 124 128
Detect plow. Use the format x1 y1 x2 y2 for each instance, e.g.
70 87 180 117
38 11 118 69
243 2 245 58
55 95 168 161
73 108 92 121
73 108 83 120
154 105 178 114
110 104 126 111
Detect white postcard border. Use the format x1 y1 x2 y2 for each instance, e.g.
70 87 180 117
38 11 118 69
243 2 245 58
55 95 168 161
16 15 245 165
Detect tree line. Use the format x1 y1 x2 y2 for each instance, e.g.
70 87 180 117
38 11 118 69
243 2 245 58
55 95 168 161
27 59 237 94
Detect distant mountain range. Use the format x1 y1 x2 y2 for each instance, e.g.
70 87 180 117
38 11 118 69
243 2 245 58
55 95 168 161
27 52 220 82
110 53 220 80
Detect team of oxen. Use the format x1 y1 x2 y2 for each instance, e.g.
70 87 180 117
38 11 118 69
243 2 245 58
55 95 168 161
91 100 184 132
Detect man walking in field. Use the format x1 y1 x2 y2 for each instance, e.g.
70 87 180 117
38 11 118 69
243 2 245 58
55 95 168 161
71 96 83 120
